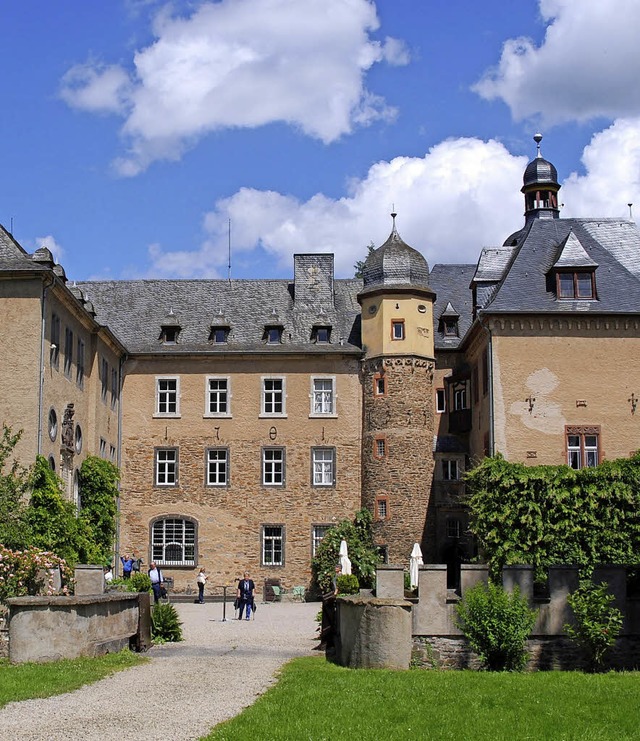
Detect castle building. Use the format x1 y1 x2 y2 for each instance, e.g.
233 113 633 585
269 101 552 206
1 136 639 591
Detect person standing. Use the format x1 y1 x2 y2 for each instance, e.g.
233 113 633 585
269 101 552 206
120 553 134 579
196 567 208 604
236 571 255 620
148 561 165 603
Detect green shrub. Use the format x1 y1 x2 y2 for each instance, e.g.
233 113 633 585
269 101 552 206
455 582 536 671
565 581 623 672
336 574 359 595
128 572 152 593
150 602 183 643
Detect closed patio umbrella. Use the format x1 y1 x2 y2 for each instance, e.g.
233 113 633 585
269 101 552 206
409 542 423 589
338 539 352 575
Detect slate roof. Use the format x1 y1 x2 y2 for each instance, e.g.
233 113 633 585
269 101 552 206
429 264 475 350
479 218 640 315
78 278 364 355
0 225 46 271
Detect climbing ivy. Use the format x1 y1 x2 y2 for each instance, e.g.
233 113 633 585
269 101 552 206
78 455 120 564
464 453 640 580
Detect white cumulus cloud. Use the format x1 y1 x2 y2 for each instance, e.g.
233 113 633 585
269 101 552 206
145 138 528 278
60 0 408 175
473 0 640 126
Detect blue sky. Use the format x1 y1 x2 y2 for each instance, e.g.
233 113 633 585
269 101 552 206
1 0 639 281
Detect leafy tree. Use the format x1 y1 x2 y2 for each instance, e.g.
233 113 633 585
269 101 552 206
0 425 32 548
78 455 120 564
27 455 98 565
565 581 623 672
455 581 536 671
465 454 640 580
311 509 381 592
353 241 376 278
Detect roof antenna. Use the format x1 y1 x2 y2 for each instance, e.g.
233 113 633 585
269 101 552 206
228 218 232 284
628 203 633 220
534 132 543 158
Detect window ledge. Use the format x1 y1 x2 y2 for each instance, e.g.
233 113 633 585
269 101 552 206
259 413 288 419
309 413 338 419
153 413 182 419
203 413 232 419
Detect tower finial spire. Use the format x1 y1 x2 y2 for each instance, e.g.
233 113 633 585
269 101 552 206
391 206 397 233
534 132 543 158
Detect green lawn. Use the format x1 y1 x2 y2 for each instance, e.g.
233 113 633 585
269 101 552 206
205 657 640 740
0 650 146 707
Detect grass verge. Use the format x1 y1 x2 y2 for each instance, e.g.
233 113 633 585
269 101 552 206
204 656 640 740
0 649 147 707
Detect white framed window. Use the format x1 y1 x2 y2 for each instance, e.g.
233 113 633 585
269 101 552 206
205 376 230 417
156 376 180 416
152 518 196 566
261 377 286 417
156 448 178 486
262 525 284 566
391 319 405 340
567 427 600 469
312 447 335 486
436 388 446 413
453 382 468 411
64 327 73 378
206 448 228 486
51 313 60 369
310 377 336 416
76 338 85 389
111 368 119 411
262 447 285 486
442 459 460 481
312 524 333 556
101 358 109 402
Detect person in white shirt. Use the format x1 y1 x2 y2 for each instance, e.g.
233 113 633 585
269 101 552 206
148 562 164 603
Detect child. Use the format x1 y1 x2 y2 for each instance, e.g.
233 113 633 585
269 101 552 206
196 567 208 604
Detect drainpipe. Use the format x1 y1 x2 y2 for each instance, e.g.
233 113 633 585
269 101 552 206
114 355 127 573
37 276 55 456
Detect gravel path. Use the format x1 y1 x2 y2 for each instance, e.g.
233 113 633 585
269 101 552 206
0 600 320 741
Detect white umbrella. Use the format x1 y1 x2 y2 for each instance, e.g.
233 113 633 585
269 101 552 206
409 542 423 589
338 539 352 575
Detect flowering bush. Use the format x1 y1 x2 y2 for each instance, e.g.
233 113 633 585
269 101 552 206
0 545 73 605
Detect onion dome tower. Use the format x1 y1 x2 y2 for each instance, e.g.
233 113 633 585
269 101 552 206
357 214 437 563
522 133 561 223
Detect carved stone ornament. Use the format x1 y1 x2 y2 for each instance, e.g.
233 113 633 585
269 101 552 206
61 403 75 452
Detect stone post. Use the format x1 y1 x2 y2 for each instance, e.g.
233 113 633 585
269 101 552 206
460 564 489 594
74 565 105 596
376 564 405 598
503 565 534 604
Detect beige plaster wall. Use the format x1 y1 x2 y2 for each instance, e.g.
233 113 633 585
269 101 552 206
360 293 435 358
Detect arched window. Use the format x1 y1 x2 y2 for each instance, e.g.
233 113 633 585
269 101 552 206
151 517 196 566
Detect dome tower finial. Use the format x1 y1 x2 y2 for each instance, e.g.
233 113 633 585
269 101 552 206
534 132 543 158
521 134 560 223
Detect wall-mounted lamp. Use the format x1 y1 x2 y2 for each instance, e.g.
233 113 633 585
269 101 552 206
526 395 535 413
629 393 638 415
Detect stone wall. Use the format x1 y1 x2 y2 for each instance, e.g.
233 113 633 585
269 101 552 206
7 593 141 664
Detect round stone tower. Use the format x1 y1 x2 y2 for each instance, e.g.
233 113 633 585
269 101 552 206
357 215 437 564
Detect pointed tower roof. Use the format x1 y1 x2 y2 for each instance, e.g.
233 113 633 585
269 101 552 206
359 213 434 300
553 229 598 269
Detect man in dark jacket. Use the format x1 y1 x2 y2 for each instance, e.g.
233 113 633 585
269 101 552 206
236 571 255 620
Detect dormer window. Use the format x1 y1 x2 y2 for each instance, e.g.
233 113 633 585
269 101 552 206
443 318 458 337
312 325 331 343
160 326 179 344
556 270 596 300
264 325 283 344
209 325 230 344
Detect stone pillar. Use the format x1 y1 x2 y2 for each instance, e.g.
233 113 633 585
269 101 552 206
376 564 404 598
540 565 580 634
413 564 450 635
503 565 534 604
460 564 489 594
74 565 105 596
336 596 412 669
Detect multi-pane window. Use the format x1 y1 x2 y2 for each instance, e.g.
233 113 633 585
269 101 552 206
111 368 118 410
436 388 446 413
265 326 282 344
567 427 599 469
206 377 229 415
312 524 332 556
109 445 116 463
313 326 331 343
374 436 387 459
391 320 405 340
101 359 108 402
262 447 285 485
376 496 388 520
374 373 386 396
312 447 335 486
446 518 461 538
156 448 178 486
207 448 228 486
64 327 73 377
209 326 229 344
442 459 460 481
453 382 468 410
262 525 283 566
443 318 458 337
76 338 85 388
51 313 60 368
99 438 107 458
152 518 196 566
262 378 285 415
156 377 179 415
311 377 334 415
557 271 595 300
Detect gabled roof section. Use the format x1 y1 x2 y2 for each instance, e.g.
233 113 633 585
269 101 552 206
429 264 475 349
553 230 598 269
480 218 640 314
0 225 45 271
440 301 459 318
472 246 517 283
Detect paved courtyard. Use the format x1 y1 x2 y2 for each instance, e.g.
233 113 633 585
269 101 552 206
0 600 320 741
